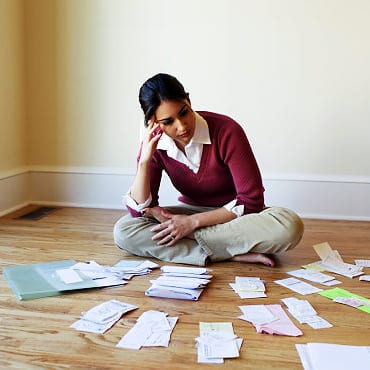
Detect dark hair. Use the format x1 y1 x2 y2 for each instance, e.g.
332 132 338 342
139 73 189 126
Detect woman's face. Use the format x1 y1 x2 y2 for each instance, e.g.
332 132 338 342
154 99 196 148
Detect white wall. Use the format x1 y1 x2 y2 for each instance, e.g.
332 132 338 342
1 0 370 219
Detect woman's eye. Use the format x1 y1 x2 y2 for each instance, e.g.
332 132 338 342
179 108 188 117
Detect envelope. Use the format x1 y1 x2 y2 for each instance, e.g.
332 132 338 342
145 285 204 300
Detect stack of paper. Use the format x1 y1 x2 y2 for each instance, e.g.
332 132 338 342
196 322 242 364
116 310 178 349
111 260 159 279
312 242 363 278
281 297 332 329
145 266 212 300
70 299 138 333
230 276 267 298
72 259 159 283
296 343 370 370
238 304 303 336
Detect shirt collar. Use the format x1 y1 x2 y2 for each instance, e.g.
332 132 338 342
157 112 211 150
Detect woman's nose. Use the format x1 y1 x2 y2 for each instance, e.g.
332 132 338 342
175 118 186 131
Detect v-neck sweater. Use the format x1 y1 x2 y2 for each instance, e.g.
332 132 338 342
130 111 265 216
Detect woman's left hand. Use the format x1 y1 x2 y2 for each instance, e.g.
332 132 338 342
150 210 197 246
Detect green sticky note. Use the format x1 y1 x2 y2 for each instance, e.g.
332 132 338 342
319 287 370 314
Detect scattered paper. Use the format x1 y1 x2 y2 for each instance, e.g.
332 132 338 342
112 260 159 279
355 260 370 268
359 275 370 282
160 266 211 275
296 343 370 370
196 322 242 363
321 279 342 286
70 300 138 334
302 262 327 272
238 305 277 325
275 277 323 295
318 287 370 314
239 304 303 336
116 310 177 349
281 297 332 329
333 297 370 308
287 269 335 284
146 265 212 300
230 276 267 298
151 275 210 289
68 259 158 288
312 242 363 278
56 268 83 284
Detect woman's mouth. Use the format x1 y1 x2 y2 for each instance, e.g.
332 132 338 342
178 131 190 139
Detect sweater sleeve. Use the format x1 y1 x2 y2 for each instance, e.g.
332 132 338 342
218 121 265 214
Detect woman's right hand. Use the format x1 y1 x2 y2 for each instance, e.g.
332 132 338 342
139 120 163 164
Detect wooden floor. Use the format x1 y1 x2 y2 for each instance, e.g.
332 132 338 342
0 206 369 369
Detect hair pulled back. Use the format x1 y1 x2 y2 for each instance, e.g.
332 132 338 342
139 73 189 126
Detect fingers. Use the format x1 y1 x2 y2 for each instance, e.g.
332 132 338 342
147 120 162 139
150 224 178 246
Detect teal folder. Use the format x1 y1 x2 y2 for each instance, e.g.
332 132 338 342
3 260 102 300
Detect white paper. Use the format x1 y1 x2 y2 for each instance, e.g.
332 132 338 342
321 279 341 286
275 277 323 295
196 322 241 363
287 269 335 284
305 316 333 329
281 297 332 329
196 331 239 359
354 259 370 267
151 275 210 289
312 242 363 278
160 266 211 275
56 268 83 284
359 275 370 282
235 276 265 292
116 310 177 350
70 300 138 334
145 285 204 300
296 343 370 370
238 305 277 325
229 283 267 298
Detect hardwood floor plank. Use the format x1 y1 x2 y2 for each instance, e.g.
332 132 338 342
0 207 369 369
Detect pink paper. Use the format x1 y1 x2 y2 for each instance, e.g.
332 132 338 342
255 304 303 337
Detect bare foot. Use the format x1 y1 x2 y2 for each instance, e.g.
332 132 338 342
142 207 169 223
230 252 275 267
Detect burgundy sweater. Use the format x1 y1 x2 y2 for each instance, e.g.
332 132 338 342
128 111 265 217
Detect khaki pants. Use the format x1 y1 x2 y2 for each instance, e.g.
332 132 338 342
113 205 304 266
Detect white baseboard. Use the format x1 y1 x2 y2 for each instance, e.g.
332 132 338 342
0 170 30 217
1 167 370 220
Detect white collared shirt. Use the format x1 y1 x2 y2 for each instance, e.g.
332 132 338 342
156 112 211 173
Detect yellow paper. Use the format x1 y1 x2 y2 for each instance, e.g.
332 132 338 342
313 242 334 260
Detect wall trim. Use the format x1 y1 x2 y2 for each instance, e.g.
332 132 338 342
9 166 370 184
0 166 30 180
1 166 369 220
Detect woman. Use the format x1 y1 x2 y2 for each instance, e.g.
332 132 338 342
114 73 303 266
